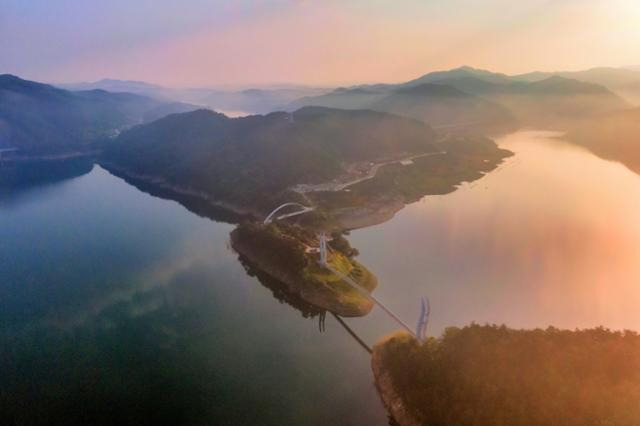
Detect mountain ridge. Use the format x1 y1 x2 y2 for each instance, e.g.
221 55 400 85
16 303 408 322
0 74 200 155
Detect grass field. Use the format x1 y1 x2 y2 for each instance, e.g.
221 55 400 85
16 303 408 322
305 252 378 308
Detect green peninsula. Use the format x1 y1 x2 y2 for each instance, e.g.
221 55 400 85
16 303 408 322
230 222 376 317
100 106 511 315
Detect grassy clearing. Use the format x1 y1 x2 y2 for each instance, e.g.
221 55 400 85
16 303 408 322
304 252 377 308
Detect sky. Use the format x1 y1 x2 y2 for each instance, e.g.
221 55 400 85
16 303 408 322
1 0 640 87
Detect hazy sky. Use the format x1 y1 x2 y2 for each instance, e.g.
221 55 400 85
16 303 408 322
1 0 639 87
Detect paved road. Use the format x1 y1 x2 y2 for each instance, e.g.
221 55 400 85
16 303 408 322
293 150 447 194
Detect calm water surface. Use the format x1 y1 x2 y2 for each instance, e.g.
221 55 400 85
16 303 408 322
2 130 640 424
351 131 640 336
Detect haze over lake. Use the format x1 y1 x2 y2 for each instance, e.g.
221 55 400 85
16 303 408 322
351 131 640 336
3 130 640 424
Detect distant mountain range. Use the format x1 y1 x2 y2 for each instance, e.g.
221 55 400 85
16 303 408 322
369 83 516 132
288 66 629 130
0 74 199 155
58 79 329 115
3 66 640 182
58 79 167 98
514 67 640 87
567 107 640 174
56 65 640 128
513 67 640 103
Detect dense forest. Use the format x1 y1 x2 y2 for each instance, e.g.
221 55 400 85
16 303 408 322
376 325 640 425
103 107 438 212
231 222 310 276
311 136 512 211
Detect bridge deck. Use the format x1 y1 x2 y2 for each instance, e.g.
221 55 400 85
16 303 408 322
319 232 418 339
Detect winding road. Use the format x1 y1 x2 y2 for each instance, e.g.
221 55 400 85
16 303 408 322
292 150 447 194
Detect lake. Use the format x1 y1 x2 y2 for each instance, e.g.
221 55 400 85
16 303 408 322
2 130 640 424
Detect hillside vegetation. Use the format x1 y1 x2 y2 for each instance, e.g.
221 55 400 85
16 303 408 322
374 325 640 426
102 107 438 212
0 74 197 155
568 108 640 173
230 222 377 316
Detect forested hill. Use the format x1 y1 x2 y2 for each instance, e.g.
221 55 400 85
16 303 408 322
101 107 439 211
567 108 640 174
0 74 197 155
374 325 640 425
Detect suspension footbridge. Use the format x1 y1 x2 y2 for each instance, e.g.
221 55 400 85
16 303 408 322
318 231 429 341
263 204 430 342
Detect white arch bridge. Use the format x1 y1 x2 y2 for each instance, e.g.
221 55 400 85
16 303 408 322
263 202 315 224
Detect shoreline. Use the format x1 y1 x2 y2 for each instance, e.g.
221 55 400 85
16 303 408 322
333 198 406 230
371 333 421 426
0 150 99 163
99 161 425 231
99 161 260 222
230 228 376 317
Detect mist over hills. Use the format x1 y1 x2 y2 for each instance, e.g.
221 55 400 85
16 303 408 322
513 67 640 104
399 65 514 88
3 65 640 183
285 68 516 133
59 79 329 115
0 74 200 155
428 74 627 126
370 83 516 132
287 66 627 130
514 67 640 87
56 65 639 131
568 108 640 174
58 79 167 98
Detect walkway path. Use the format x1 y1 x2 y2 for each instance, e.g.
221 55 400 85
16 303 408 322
318 232 420 339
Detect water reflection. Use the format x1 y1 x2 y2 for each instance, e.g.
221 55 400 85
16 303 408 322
5 130 640 424
350 131 640 335
236 253 326 319
0 167 388 425
0 157 94 205
332 313 373 354
101 165 248 224
236 252 376 352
